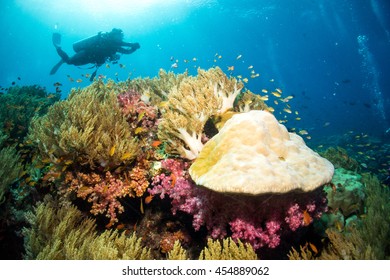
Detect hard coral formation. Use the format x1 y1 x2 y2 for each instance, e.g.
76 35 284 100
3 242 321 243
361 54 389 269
189 110 334 194
28 80 139 170
158 67 243 160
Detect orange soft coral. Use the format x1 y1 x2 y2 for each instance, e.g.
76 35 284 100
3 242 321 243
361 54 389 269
65 171 134 226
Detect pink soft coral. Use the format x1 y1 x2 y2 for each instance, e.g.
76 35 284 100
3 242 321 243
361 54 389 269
150 159 327 250
117 89 158 132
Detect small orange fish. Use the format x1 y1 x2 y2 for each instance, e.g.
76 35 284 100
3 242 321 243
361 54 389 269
303 210 312 226
145 194 154 204
309 242 318 255
116 223 125 230
171 173 177 187
105 221 114 229
151 140 162 148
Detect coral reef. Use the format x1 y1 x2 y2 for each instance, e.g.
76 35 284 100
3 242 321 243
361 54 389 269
289 173 390 259
158 67 243 159
0 85 60 144
27 80 139 171
321 147 361 171
321 168 365 232
150 158 327 250
0 132 23 205
1 67 387 260
23 196 151 260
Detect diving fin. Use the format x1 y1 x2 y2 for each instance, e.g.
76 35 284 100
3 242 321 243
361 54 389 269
52 32 61 48
50 59 64 75
90 68 98 81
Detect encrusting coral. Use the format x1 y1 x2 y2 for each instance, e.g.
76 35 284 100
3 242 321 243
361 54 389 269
27 80 139 171
158 67 243 159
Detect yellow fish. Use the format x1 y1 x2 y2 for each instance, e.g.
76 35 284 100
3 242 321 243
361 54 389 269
299 130 308 135
109 145 116 156
271 91 281 98
121 152 133 161
137 111 146 122
262 89 268 93
228 66 234 71
260 95 269 101
236 54 242 60
275 88 282 94
248 65 253 69
242 78 248 83
283 108 292 114
135 127 147 135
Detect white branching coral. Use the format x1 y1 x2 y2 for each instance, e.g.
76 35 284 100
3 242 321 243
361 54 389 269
158 67 243 160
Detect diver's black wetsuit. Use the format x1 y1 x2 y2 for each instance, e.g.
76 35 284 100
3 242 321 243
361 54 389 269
50 28 140 80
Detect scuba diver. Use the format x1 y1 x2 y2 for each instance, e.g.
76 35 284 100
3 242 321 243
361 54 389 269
50 28 140 81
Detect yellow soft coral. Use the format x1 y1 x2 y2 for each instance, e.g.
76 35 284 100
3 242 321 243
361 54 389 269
28 80 139 170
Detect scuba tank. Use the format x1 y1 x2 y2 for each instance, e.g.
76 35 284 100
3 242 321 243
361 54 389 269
73 32 103 52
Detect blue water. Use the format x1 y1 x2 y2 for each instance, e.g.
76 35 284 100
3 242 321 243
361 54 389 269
1 0 390 140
